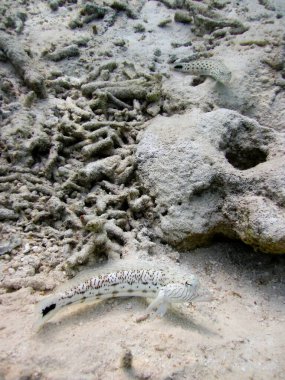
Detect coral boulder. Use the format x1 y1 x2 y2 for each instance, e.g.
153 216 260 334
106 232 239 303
137 109 285 254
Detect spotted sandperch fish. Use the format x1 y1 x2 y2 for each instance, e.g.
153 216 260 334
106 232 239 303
36 260 211 327
173 59 232 84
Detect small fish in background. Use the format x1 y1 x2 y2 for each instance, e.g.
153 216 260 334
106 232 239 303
35 260 212 329
173 59 232 85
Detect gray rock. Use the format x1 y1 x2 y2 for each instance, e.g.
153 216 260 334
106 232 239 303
0 236 22 256
137 108 285 254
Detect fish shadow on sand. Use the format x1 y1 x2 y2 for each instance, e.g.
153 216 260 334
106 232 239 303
34 297 218 340
163 306 219 337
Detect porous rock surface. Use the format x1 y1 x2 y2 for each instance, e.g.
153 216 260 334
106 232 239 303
137 108 285 254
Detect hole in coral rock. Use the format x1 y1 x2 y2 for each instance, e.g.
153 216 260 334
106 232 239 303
120 199 129 212
225 147 267 170
31 144 50 164
220 121 269 170
121 133 130 145
5 287 19 293
191 76 206 86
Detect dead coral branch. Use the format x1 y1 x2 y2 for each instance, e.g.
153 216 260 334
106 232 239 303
0 31 47 98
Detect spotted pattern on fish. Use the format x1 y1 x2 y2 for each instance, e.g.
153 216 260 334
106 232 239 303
173 59 232 84
36 265 210 327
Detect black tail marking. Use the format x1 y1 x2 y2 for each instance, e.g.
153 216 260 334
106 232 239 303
42 303 56 317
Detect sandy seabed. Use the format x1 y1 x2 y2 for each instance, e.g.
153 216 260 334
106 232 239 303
0 0 285 379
